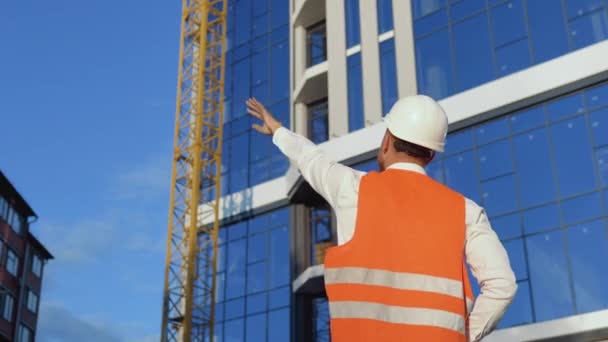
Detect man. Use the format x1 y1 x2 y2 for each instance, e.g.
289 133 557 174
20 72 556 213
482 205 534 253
246 96 516 341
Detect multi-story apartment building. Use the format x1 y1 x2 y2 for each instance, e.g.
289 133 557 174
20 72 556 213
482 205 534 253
0 171 53 342
206 0 608 341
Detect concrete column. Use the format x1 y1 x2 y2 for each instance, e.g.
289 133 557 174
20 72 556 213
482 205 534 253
325 0 349 138
294 102 308 136
359 0 383 126
292 25 307 131
392 0 418 97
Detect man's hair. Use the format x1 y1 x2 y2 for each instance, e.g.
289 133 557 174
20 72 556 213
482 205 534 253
393 136 434 160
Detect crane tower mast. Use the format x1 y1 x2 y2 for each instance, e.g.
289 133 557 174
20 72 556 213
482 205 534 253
161 0 228 341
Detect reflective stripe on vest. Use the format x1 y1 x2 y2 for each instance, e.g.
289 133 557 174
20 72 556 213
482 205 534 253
325 267 474 312
330 301 465 334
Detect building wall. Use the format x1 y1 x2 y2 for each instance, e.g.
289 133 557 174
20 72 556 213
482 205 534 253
209 0 608 341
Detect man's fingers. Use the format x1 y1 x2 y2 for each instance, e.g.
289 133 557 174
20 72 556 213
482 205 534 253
251 123 269 134
247 108 262 119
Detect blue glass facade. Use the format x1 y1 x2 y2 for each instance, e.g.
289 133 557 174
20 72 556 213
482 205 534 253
354 81 608 329
345 0 361 48
347 53 365 132
215 207 291 342
380 38 399 115
413 0 608 99
377 0 394 34
223 0 290 195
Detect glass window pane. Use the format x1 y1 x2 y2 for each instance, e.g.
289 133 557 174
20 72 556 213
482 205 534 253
247 292 267 315
380 39 398 115
566 219 608 313
561 192 603 225
412 0 447 18
585 82 608 109
453 13 495 91
426 159 445 183
377 0 394 33
268 308 290 342
270 42 289 103
589 108 608 147
598 146 608 186
247 262 268 294
226 239 246 299
345 0 361 47
445 129 473 155
444 151 480 203
225 298 245 320
253 14 269 37
504 239 527 280
235 0 251 45
224 319 244 342
233 59 251 114
569 10 608 50
415 29 454 99
246 314 267 342
491 0 526 46
510 106 546 134
229 221 248 240
513 128 557 207
477 139 513 180
526 0 569 63
498 280 533 328
269 226 290 288
347 53 365 132
271 0 288 29
270 208 289 226
527 230 574 321
491 213 521 240
475 117 509 144
269 286 290 309
271 25 289 44
547 94 585 122
523 203 561 234
550 116 598 197
496 39 531 76
414 9 448 37
450 0 485 22
252 51 269 85
565 0 606 18
248 233 267 263
481 174 518 216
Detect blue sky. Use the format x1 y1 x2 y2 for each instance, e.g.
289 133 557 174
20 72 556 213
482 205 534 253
0 1 182 340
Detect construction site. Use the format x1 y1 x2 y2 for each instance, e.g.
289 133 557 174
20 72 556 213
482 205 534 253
157 0 608 341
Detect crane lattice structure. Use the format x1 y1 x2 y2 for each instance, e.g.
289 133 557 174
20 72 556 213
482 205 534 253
161 0 227 341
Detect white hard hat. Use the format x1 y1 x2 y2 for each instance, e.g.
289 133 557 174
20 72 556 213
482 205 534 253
383 95 448 152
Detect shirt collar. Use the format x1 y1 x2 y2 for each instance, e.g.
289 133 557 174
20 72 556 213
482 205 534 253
386 162 427 175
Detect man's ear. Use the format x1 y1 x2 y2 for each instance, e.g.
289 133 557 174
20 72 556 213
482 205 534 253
382 131 392 153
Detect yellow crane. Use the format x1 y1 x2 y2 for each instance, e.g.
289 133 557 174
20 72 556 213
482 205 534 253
161 0 228 341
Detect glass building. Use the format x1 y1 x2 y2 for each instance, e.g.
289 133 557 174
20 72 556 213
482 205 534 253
204 0 608 341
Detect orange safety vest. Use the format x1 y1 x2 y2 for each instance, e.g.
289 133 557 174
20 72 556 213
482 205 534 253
324 169 474 342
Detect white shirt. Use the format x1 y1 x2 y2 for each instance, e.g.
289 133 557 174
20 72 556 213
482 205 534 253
272 127 517 341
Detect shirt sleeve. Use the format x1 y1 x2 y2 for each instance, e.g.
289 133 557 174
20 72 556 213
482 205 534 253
464 198 517 341
272 127 363 208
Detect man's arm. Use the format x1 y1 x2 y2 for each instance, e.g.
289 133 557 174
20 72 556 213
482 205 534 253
465 198 517 341
247 98 362 207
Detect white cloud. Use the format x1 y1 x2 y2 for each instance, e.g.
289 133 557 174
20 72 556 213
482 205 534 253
38 302 123 342
115 155 171 201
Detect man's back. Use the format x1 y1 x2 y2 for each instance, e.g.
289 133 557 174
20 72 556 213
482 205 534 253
324 169 473 341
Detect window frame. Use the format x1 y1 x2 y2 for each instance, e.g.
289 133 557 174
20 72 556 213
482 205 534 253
1 292 14 322
26 288 38 314
16 323 33 342
306 20 327 67
307 98 330 144
6 249 19 277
